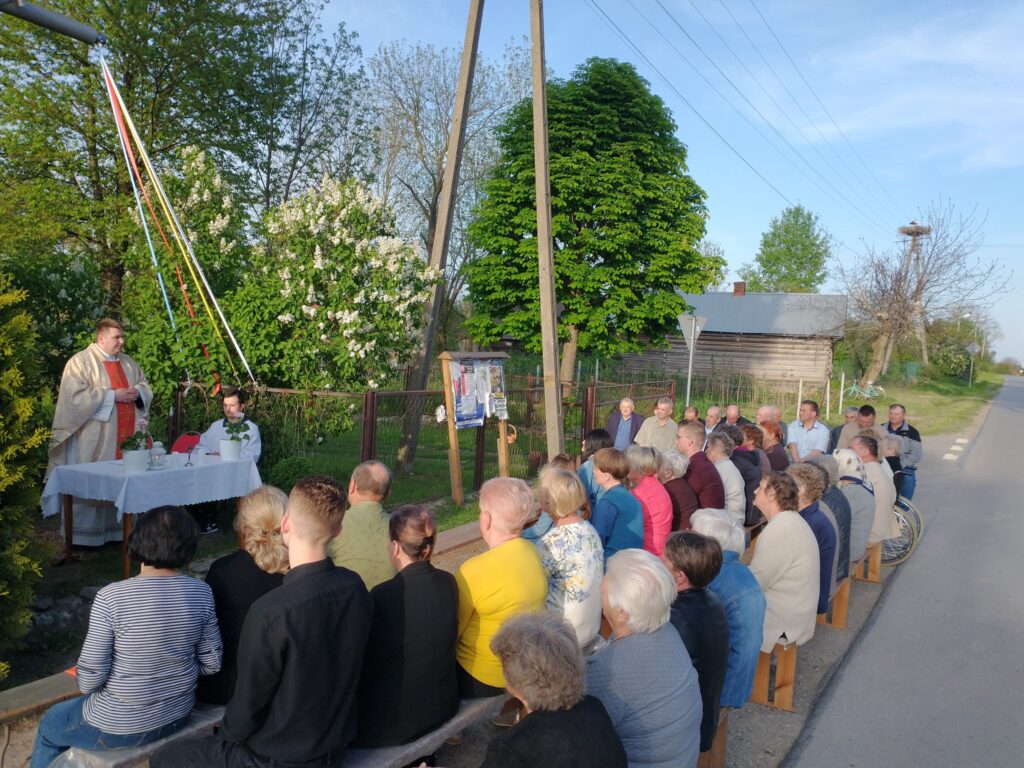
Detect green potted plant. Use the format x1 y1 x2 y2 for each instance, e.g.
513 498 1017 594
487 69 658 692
219 420 250 461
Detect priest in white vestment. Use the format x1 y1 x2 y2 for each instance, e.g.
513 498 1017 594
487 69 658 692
47 318 153 545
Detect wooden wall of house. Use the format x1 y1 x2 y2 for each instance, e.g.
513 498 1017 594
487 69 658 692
617 334 835 381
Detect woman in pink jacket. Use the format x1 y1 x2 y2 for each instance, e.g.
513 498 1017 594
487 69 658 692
626 446 673 556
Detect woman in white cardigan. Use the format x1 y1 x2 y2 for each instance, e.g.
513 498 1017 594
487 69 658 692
748 472 820 652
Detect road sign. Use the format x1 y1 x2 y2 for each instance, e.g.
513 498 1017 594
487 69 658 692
678 314 707 349
966 342 981 356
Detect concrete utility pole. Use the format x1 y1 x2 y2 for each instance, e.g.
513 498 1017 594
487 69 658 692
899 221 932 367
396 0 483 472
530 0 564 457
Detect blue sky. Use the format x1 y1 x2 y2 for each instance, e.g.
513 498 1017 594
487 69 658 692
326 0 1023 361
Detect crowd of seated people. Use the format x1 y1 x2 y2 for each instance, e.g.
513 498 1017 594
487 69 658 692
32 395 914 768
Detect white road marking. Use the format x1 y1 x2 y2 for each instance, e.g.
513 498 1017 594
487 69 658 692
942 453 958 461
956 438 969 444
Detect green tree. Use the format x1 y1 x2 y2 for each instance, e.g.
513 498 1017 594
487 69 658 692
465 58 711 380
0 273 48 680
739 205 831 292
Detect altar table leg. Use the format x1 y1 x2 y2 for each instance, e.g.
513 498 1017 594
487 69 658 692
62 494 74 563
122 514 134 579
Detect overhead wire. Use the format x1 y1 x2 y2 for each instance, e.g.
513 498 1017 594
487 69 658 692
582 0 796 207
676 0 897 229
743 0 911 222
634 0 893 239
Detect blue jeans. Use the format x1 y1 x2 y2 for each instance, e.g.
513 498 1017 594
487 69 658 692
31 696 189 768
900 469 916 500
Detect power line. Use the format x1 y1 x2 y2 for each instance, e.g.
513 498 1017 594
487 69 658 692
623 0 893 239
744 0 912 222
678 0 897 229
582 0 796 207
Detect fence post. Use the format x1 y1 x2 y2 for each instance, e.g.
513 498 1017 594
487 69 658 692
473 421 487 491
669 378 677 405
825 378 831 418
838 372 845 415
360 390 377 462
797 379 803 412
582 380 596 437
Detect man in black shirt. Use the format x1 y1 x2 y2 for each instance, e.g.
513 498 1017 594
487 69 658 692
153 475 372 768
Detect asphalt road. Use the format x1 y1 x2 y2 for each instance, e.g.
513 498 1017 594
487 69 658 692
788 377 1024 767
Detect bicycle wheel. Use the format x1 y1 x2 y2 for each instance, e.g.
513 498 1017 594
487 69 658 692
881 508 917 566
895 496 923 538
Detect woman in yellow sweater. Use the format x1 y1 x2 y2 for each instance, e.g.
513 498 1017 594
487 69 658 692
456 477 548 697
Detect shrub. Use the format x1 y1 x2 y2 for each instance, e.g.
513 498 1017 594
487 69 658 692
931 342 971 378
266 456 315 494
0 272 48 680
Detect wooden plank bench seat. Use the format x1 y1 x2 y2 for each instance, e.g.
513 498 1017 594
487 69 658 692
817 577 851 629
345 695 504 768
750 642 798 712
0 670 81 727
852 542 882 584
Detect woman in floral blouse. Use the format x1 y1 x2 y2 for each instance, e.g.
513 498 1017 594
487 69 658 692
534 468 605 650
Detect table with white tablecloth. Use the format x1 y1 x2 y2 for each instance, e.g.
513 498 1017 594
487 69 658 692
41 454 262 576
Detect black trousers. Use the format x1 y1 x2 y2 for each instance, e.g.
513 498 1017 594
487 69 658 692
151 735 340 768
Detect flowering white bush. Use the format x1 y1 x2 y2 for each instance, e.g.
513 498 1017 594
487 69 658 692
228 176 437 390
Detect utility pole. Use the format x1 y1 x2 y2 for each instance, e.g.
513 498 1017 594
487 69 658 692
898 221 932 367
396 0 483 472
530 0 564 457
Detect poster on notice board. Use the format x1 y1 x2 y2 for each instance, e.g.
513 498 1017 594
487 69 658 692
449 358 507 429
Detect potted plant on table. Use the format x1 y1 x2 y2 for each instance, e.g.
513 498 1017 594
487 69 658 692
219 420 250 460
120 429 152 472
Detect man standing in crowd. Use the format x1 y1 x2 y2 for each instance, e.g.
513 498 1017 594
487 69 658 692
786 400 830 462
676 422 726 509
829 406 859 453
634 396 678 453
607 397 643 450
198 386 262 463
885 404 922 499
328 461 396 590
47 318 152 545
152 475 373 768
724 405 751 427
836 404 888 450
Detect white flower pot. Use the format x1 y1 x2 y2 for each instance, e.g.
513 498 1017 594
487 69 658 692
219 439 242 460
123 449 149 472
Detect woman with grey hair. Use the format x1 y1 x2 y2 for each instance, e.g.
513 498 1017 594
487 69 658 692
480 613 627 767
691 510 766 709
706 433 745 526
804 454 852 583
833 449 874 563
586 549 702 767
657 451 699 531
626 445 673 556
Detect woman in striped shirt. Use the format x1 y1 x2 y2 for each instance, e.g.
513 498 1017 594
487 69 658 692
31 506 222 768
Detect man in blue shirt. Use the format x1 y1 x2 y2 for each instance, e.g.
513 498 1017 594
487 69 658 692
606 397 643 450
786 399 830 462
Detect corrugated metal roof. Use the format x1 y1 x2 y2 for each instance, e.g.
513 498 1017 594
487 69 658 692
678 292 847 338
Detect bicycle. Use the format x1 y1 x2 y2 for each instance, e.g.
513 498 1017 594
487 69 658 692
844 380 887 400
881 505 918 566
895 495 923 539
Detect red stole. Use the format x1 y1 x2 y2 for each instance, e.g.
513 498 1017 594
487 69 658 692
103 360 135 459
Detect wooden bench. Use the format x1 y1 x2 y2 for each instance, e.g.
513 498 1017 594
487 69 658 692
47 704 225 768
817 577 851 629
750 642 798 712
852 542 882 584
0 670 81 727
345 695 504 768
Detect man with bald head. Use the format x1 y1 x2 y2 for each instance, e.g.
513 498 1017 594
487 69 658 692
724 405 751 427
328 460 396 589
607 397 643 450
153 475 372 768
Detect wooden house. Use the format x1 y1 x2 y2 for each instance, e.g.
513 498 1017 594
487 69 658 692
618 283 847 382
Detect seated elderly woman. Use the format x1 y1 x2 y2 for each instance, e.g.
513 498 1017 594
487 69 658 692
480 613 627 768
587 549 702 768
534 468 604 649
578 428 614 507
656 450 698 531
691 509 766 710
804 454 852 583
748 472 820 652
741 424 772 477
706 433 746 527
455 477 548 697
31 506 222 768
833 448 875 563
198 486 288 705
626 445 673 556
590 448 644 558
786 464 838 616
759 421 790 472
355 505 459 747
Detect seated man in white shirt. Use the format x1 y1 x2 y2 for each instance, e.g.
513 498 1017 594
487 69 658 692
198 386 262 464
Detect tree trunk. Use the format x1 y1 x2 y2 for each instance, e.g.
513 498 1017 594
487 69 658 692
862 330 891 385
559 325 579 399
881 335 896 376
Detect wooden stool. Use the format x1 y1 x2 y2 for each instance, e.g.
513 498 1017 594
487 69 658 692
697 707 729 768
750 642 798 711
852 542 882 584
817 577 850 629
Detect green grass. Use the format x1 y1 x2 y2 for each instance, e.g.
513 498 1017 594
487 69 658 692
862 370 1001 436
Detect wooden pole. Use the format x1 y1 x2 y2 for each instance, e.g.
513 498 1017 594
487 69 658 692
825 377 831 418
440 352 464 506
838 372 845 415
797 379 803 411
398 0 484 471
497 420 509 477
530 0 564 458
